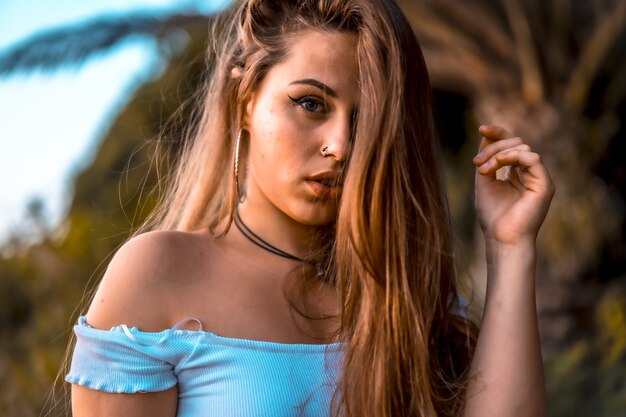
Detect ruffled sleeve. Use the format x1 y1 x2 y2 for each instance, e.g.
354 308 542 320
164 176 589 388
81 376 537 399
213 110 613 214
65 316 201 393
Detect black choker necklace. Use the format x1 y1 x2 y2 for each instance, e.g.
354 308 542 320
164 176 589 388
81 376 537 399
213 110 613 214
234 210 305 261
233 210 326 278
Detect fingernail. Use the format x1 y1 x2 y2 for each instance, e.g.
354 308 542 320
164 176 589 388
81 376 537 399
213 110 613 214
480 162 490 170
475 152 484 160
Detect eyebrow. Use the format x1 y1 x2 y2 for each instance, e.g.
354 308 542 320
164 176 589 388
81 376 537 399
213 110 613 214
288 78 337 98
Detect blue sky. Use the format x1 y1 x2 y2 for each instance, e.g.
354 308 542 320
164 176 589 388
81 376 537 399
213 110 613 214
0 0 231 244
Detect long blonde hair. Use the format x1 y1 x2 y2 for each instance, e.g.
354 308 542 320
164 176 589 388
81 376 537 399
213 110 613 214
138 0 477 415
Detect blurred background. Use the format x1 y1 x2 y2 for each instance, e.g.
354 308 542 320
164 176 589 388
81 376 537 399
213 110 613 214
0 0 624 415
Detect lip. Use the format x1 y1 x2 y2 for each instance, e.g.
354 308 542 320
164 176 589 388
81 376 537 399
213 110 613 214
306 180 343 199
305 170 343 199
306 171 343 185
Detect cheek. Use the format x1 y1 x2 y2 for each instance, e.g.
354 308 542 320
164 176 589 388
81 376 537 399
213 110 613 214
252 110 313 178
254 130 284 171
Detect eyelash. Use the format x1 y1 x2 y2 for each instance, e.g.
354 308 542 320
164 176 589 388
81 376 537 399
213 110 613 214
288 95 327 114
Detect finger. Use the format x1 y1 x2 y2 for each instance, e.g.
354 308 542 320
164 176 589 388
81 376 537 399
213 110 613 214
476 144 533 175
505 165 527 193
478 149 544 178
497 152 552 195
478 125 513 141
473 137 528 165
476 125 514 154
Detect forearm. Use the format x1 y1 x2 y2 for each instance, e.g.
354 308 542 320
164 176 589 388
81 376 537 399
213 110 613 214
463 240 546 417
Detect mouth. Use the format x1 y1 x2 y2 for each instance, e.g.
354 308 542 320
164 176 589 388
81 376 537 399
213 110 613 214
305 170 344 199
306 179 343 199
312 178 342 187
306 171 343 184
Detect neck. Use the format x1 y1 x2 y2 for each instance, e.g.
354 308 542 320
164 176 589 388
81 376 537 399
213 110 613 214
235 200 324 261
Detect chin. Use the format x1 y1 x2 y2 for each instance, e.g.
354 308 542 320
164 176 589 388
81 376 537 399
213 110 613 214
288 201 339 227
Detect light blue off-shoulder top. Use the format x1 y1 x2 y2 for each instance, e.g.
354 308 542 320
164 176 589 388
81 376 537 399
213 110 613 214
65 316 344 417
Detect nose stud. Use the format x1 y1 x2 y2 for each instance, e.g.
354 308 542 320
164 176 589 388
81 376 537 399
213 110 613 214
321 146 329 157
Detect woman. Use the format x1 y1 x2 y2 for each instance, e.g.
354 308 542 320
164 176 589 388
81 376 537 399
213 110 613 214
65 0 554 416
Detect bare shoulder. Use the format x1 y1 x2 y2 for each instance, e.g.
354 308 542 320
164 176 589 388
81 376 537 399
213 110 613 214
86 229 214 332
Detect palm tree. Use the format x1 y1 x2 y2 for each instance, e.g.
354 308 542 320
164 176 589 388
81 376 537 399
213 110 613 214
0 1 625 415
401 2 626 413
0 9 219 417
401 0 626 352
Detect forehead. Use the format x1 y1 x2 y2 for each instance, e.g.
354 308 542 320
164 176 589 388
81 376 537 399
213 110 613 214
284 29 357 65
260 29 359 101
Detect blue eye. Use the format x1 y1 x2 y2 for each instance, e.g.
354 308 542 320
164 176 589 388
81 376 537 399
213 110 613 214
288 95 326 114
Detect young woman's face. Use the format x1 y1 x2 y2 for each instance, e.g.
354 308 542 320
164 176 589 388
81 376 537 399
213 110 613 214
243 29 358 226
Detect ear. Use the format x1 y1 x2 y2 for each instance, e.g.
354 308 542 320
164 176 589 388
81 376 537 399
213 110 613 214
241 91 256 131
231 66 243 79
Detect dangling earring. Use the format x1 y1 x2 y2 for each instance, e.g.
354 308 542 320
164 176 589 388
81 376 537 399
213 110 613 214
234 128 245 203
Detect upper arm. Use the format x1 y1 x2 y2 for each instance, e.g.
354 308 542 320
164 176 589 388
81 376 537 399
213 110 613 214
86 230 182 331
72 385 178 417
71 231 185 416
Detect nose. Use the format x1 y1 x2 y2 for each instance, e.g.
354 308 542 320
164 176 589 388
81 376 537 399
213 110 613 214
321 112 353 161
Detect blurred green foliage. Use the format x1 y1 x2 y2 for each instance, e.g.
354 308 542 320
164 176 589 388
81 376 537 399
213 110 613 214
546 291 626 416
0 24 207 416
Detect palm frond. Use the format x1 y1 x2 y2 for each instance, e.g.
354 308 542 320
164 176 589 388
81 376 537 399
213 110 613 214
0 13 212 75
402 2 515 94
503 0 544 105
427 0 516 65
565 0 626 113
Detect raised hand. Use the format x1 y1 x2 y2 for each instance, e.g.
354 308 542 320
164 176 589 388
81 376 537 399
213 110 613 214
472 125 555 246
466 124 552 417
